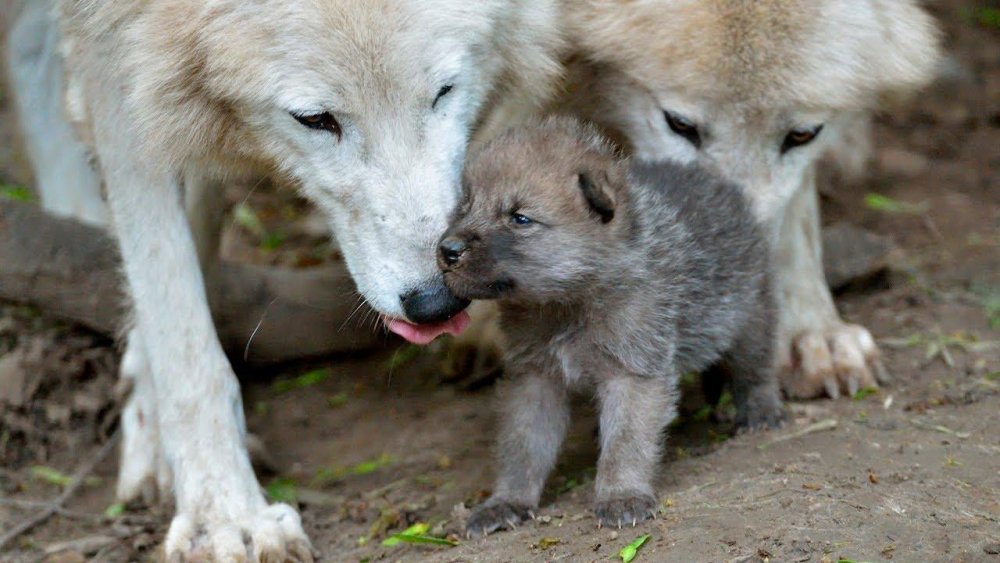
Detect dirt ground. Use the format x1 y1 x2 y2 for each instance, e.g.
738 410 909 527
2 1 999 562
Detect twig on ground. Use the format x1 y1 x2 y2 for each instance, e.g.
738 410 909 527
0 498 103 521
43 535 117 556
758 419 838 450
0 429 120 552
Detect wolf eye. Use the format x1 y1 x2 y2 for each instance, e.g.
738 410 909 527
511 213 534 226
664 111 701 148
292 112 342 138
433 84 454 110
781 125 824 154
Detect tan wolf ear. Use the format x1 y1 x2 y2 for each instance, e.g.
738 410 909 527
863 0 943 105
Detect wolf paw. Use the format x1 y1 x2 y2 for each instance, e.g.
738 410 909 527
735 401 787 432
165 503 313 562
594 495 657 529
466 501 534 537
734 385 787 432
781 323 889 399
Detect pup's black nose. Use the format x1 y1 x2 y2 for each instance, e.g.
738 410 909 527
438 237 468 267
400 280 470 324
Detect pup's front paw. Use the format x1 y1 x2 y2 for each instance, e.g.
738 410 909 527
780 323 889 399
594 494 657 529
735 400 787 432
466 501 534 537
165 503 313 562
734 387 787 432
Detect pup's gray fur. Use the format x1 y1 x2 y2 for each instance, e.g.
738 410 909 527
438 117 785 535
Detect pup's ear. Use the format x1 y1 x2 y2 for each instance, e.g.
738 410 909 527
578 172 615 224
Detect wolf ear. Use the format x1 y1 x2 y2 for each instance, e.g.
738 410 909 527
577 172 615 224
866 1 942 105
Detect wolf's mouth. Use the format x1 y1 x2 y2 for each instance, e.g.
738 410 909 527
383 311 471 345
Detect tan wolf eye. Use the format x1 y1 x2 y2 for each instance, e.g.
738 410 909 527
292 111 342 139
781 124 824 154
664 111 701 148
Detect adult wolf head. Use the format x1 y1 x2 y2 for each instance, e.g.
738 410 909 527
66 0 562 336
566 0 940 221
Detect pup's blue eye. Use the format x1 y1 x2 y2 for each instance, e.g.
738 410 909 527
511 213 533 226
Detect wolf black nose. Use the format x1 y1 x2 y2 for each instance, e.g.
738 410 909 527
401 280 470 324
438 237 468 267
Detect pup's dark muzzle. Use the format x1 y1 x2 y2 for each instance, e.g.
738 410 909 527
400 280 469 325
438 236 468 267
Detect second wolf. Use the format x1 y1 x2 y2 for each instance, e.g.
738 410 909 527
438 118 785 534
560 0 941 399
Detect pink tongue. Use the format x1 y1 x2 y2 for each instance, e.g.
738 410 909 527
385 310 471 345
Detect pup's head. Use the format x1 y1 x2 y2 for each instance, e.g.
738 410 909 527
566 0 941 222
116 0 563 342
438 117 628 303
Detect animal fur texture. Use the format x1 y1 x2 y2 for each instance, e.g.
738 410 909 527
558 0 941 399
438 117 785 535
4 1 565 559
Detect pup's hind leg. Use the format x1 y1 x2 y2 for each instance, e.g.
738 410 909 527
6 1 107 226
466 363 569 537
593 374 676 528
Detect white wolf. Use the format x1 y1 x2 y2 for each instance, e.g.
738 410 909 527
562 0 941 399
7 0 562 559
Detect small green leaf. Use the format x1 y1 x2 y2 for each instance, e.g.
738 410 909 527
272 369 331 394
104 503 125 519
970 7 1000 28
852 387 879 400
30 466 72 487
352 453 393 475
0 184 34 202
265 477 298 504
385 534 458 547
313 453 394 486
619 534 651 563
864 193 927 215
383 522 457 547
382 523 430 546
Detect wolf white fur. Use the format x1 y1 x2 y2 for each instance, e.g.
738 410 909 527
562 0 941 399
7 0 562 559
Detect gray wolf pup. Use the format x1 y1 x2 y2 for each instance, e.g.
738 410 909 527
438 117 785 535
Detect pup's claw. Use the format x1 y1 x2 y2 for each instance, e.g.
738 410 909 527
466 501 534 538
594 495 657 530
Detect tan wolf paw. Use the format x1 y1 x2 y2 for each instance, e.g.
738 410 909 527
780 323 889 399
164 503 313 562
